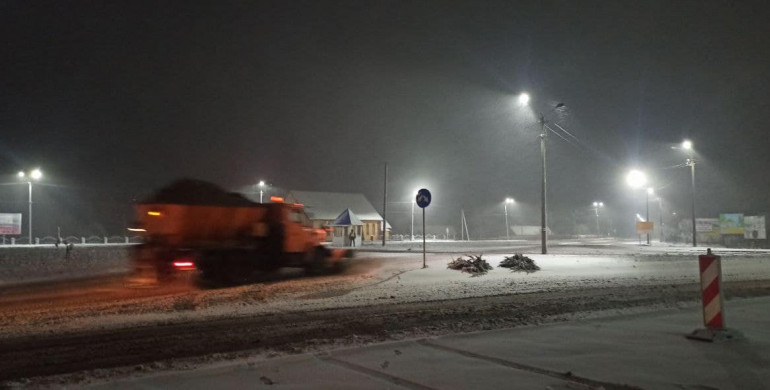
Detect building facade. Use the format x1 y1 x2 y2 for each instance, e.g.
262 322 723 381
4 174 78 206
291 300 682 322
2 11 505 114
285 191 390 242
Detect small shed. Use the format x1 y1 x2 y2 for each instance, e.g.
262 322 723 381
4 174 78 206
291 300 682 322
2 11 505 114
329 209 364 247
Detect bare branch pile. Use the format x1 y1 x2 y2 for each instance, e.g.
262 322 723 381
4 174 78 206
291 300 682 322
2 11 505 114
447 254 493 275
499 254 540 273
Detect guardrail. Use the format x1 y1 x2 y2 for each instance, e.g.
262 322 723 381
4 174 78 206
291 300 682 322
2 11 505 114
0 236 143 245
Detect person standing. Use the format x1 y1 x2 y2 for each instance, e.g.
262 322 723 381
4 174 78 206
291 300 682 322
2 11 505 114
348 228 357 247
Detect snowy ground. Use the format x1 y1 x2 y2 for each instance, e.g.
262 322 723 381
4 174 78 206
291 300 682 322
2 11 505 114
1 243 769 385
1 250 768 339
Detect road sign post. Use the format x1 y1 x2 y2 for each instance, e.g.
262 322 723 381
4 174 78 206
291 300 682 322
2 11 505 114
416 189 431 269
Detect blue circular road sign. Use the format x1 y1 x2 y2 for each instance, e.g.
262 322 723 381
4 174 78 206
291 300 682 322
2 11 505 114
416 188 431 208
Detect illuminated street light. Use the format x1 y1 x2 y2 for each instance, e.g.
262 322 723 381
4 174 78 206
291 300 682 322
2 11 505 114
411 188 421 241
18 168 43 244
514 93 563 253
680 139 697 247
592 201 604 236
257 180 266 203
626 170 651 245
625 169 647 189
644 188 655 245
518 93 530 106
504 198 515 240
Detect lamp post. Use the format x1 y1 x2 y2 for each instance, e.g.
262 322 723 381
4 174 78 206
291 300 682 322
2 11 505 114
504 198 515 240
592 202 604 235
646 187 654 245
682 140 697 247
626 169 648 245
410 188 419 241
257 180 266 203
658 197 664 243
518 92 558 255
17 168 42 245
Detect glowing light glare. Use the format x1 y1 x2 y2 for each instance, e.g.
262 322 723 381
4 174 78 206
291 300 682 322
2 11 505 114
518 93 530 106
270 196 284 203
636 214 646 222
682 140 693 150
647 187 655 195
17 171 25 178
593 201 604 207
505 197 515 204
147 211 162 216
127 228 147 232
625 170 648 189
258 180 266 187
30 169 42 180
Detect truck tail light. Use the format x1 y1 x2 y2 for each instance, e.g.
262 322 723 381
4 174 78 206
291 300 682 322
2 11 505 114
172 260 195 270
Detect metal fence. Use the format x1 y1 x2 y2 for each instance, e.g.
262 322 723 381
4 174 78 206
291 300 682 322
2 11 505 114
0 236 143 245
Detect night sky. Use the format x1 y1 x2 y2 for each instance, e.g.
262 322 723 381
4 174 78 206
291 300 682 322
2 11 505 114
2 1 770 237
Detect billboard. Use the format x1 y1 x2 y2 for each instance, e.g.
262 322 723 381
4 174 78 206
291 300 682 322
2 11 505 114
719 213 744 235
744 216 766 239
0 213 22 235
696 218 719 233
636 221 654 234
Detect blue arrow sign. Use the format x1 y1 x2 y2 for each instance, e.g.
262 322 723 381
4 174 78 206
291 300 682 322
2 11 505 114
416 188 431 208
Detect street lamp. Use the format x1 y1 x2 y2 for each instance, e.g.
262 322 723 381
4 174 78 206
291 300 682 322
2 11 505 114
17 168 42 244
516 93 564 254
518 93 530 106
257 180 266 203
626 169 648 245
592 202 604 236
504 198 515 240
646 187 654 245
410 188 420 241
681 139 697 247
625 169 647 189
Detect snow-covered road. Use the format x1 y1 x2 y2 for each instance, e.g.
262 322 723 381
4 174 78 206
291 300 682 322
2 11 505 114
1 248 769 384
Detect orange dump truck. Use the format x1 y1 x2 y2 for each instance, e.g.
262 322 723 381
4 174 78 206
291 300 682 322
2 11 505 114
131 179 352 283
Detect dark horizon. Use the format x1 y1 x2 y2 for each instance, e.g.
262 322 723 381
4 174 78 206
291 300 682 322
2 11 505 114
3 0 770 237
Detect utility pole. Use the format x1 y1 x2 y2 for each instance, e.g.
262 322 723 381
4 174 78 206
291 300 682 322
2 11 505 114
659 198 664 243
539 114 548 254
646 190 651 245
410 201 414 241
689 158 697 247
504 202 510 240
28 181 32 244
382 163 387 246
460 210 463 241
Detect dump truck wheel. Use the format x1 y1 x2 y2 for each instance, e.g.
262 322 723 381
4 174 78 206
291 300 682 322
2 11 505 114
306 247 329 275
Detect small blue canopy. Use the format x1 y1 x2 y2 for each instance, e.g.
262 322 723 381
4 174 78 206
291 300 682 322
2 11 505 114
329 208 364 226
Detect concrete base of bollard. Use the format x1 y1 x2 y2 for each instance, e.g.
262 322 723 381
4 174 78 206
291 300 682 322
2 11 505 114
686 328 744 342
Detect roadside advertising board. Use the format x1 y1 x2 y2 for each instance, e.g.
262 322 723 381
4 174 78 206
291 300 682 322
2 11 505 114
636 221 653 234
719 213 744 235
696 218 719 233
744 216 766 239
0 213 22 235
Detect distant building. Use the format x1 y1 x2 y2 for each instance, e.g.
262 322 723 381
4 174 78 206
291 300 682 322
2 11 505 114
285 191 390 242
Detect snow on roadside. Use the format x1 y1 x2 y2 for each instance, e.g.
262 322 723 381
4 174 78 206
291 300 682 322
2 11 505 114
1 251 769 340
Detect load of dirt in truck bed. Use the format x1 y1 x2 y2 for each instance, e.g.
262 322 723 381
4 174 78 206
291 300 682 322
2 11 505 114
139 179 255 206
499 253 540 273
447 254 493 275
